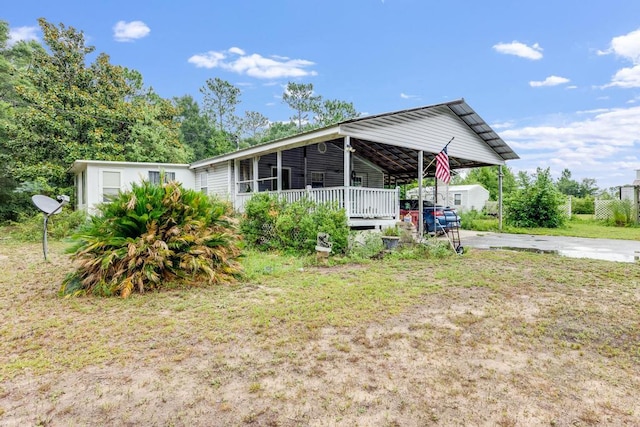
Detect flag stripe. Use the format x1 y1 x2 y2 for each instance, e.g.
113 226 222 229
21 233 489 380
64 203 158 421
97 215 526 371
435 147 450 184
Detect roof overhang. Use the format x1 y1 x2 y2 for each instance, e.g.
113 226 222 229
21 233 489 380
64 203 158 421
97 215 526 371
69 160 190 174
189 99 518 181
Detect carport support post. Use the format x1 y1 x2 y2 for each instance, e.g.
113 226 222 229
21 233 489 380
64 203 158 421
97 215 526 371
418 150 424 237
498 165 503 231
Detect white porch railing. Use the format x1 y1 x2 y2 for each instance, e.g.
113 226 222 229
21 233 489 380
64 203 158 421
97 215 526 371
235 186 400 219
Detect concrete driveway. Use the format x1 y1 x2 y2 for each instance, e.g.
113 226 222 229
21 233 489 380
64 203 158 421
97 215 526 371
457 231 640 263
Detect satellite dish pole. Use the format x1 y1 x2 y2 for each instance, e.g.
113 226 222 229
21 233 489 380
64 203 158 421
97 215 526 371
31 195 70 260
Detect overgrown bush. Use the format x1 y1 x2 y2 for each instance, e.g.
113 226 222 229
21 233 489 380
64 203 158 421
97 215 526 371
241 193 349 254
346 231 384 260
61 180 242 297
572 197 595 215
459 209 499 231
505 168 567 228
9 209 87 241
608 199 637 226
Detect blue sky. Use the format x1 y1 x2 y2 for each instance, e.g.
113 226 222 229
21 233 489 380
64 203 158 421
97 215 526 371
4 0 640 189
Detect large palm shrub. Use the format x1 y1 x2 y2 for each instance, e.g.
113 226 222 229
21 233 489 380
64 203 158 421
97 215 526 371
62 180 242 297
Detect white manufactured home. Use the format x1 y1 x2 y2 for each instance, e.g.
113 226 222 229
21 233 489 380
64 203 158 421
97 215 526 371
69 99 519 230
69 160 194 212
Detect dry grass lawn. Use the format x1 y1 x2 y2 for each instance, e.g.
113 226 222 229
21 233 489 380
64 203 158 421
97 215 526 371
1 239 639 426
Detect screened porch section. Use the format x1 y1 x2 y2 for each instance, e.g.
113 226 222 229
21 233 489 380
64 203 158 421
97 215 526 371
233 148 400 225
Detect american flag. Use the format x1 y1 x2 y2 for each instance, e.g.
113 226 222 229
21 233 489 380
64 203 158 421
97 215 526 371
435 147 451 184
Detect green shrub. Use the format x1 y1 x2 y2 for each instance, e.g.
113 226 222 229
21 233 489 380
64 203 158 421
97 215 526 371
241 193 349 254
460 209 499 231
346 231 384 260
572 197 595 215
506 168 567 228
61 180 242 297
608 199 637 226
241 193 283 251
10 209 87 241
425 240 455 258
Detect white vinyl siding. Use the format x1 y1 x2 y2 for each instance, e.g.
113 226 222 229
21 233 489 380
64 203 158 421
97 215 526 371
209 163 231 198
341 105 506 165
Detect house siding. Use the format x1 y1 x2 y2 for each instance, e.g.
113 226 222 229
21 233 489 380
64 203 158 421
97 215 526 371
341 105 505 165
73 161 193 212
208 163 231 199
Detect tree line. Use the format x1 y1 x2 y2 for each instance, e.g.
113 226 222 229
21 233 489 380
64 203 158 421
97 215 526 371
0 19 359 222
455 166 605 201
0 19 613 224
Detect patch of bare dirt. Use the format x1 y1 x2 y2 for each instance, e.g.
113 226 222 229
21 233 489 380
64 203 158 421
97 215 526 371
1 244 639 426
2 286 639 426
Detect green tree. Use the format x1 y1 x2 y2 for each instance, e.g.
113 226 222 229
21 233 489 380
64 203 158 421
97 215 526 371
199 77 240 134
462 166 516 200
260 121 299 143
6 19 187 203
173 94 220 160
282 82 321 131
516 170 531 188
312 99 359 127
556 168 580 196
505 167 566 228
239 110 269 145
0 21 46 221
578 177 598 198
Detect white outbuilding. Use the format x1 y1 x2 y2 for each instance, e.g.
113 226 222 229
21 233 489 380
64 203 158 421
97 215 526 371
406 184 490 212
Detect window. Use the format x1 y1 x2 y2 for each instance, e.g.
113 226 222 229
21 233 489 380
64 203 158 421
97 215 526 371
454 193 462 205
200 172 208 194
352 175 363 187
270 167 291 190
102 171 121 202
310 172 325 188
148 171 176 185
80 170 87 205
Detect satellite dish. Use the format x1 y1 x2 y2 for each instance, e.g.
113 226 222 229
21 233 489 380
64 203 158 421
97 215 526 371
32 195 65 215
31 194 70 261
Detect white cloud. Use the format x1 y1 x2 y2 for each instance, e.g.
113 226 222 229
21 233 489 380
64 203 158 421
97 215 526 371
598 28 640 63
502 106 640 188
490 121 514 130
604 64 640 88
188 51 225 68
529 75 570 87
400 93 417 99
493 41 543 60
228 46 245 55
188 47 317 79
599 28 640 88
113 20 150 42
8 26 39 46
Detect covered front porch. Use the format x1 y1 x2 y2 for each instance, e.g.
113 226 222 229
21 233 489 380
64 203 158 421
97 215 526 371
236 186 400 228
191 99 519 232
